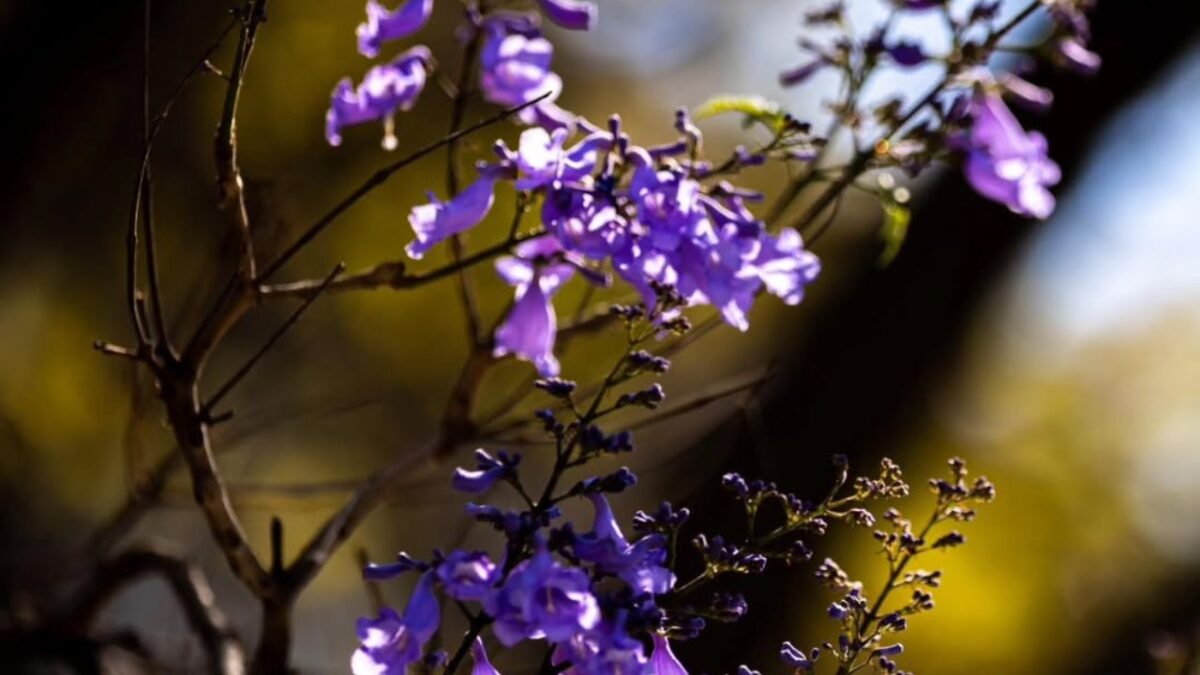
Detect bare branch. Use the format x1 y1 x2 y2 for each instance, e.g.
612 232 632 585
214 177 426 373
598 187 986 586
214 0 269 283
258 232 545 301
204 262 345 413
256 93 551 282
59 546 245 675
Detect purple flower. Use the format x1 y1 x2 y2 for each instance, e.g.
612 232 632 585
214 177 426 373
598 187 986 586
554 617 649 675
452 448 521 494
406 173 498 259
485 548 601 646
352 572 441 675
357 0 435 58
327 47 431 149
479 18 567 127
961 91 1061 219
434 550 498 601
572 494 676 595
493 237 578 376
470 637 502 675
649 634 688 675
538 0 598 31
744 228 821 307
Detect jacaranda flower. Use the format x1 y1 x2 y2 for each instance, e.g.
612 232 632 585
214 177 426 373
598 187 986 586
352 571 441 675
961 90 1061 219
357 0 435 58
406 171 499 259
434 550 498 601
537 0 598 31
452 449 521 494
572 494 675 595
479 17 568 127
493 237 578 377
327 46 431 149
485 547 601 646
470 637 502 675
649 634 689 675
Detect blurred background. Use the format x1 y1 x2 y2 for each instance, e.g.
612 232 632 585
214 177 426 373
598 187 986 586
2 0 1200 673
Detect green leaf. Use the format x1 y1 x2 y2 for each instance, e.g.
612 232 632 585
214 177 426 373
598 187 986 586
694 95 788 134
877 200 911 268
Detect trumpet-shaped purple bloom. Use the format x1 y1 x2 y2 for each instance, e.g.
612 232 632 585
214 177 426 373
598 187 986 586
485 548 601 646
453 449 521 494
352 572 441 675
470 637 502 675
572 494 675 595
357 0 434 58
649 635 688 675
434 550 498 601
407 173 498 259
554 618 649 675
493 238 578 376
479 18 567 127
327 47 431 149
961 91 1061 219
538 0 598 30
744 228 822 307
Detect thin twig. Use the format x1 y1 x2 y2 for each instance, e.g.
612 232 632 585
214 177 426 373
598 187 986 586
215 0 269 282
444 12 488 347
257 93 550 282
205 263 344 413
259 232 546 300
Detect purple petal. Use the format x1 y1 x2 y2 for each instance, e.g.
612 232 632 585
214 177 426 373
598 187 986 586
538 0 598 30
493 281 560 376
470 637 502 675
327 47 431 148
650 634 688 675
357 0 435 58
406 175 497 259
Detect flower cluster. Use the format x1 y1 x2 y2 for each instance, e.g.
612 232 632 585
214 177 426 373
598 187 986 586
354 371 994 675
779 0 1100 220
407 111 822 376
328 0 593 149
777 458 997 675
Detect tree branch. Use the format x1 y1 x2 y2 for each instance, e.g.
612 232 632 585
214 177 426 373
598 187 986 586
59 546 245 675
215 0 269 283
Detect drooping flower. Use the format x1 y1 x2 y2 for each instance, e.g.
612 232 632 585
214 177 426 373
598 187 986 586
649 634 688 675
470 637 502 675
327 47 432 149
434 550 498 601
357 0 435 58
493 237 578 377
780 642 814 671
961 91 1061 219
572 494 675 595
537 0 598 31
406 172 499 259
452 449 521 494
352 572 441 675
485 547 601 646
479 17 569 127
